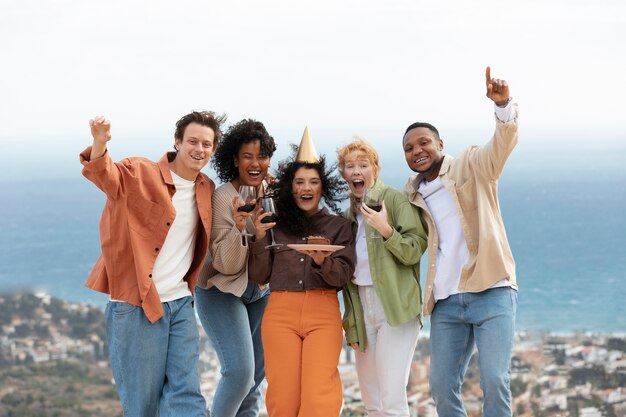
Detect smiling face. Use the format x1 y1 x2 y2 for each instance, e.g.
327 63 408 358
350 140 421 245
234 140 270 187
172 122 215 180
402 126 444 182
341 150 377 199
292 167 322 216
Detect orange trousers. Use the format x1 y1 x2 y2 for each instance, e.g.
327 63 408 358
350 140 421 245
261 290 343 417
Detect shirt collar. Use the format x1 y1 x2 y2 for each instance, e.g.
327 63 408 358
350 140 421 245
158 151 206 186
413 154 453 187
158 153 175 185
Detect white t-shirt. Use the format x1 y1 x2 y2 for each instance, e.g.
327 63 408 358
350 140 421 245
418 101 516 301
151 171 199 302
352 214 373 286
418 177 471 301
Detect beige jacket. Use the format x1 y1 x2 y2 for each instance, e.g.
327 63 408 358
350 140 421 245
404 104 519 316
197 182 255 296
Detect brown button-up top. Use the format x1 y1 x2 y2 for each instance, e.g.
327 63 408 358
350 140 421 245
80 147 214 323
248 209 356 291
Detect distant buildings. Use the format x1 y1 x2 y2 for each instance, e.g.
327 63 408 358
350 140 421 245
1 294 624 417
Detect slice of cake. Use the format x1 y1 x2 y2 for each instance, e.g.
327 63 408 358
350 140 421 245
306 235 330 245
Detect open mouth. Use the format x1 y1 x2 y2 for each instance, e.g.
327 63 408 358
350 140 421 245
351 179 365 194
413 156 428 166
191 154 204 161
247 170 261 179
300 194 314 201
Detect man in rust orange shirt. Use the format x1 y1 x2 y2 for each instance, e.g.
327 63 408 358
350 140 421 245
80 111 225 417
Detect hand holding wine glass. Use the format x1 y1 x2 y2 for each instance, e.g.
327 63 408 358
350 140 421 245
360 188 392 239
252 199 276 237
259 197 278 224
237 186 257 213
258 197 282 250
236 185 257 236
363 187 382 213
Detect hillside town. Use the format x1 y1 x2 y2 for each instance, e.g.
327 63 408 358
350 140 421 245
1 293 625 417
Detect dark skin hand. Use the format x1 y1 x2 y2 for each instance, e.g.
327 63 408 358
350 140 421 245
485 66 510 105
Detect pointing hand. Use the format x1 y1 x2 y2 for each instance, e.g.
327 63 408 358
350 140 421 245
485 66 510 106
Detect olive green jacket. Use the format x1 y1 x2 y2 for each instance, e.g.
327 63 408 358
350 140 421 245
342 180 427 352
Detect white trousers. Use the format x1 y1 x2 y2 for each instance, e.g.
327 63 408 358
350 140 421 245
354 285 420 417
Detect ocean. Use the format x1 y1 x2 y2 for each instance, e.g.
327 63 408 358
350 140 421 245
1 147 625 332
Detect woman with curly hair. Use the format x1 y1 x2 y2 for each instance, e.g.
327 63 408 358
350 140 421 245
248 129 356 417
195 118 276 417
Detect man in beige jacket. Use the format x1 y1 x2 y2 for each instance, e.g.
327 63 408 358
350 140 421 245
403 67 519 417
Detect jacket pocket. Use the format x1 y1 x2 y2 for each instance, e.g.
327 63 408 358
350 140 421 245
456 179 478 212
127 196 165 237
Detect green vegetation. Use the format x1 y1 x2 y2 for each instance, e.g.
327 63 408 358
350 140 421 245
0 362 120 417
0 294 117 416
0 293 107 365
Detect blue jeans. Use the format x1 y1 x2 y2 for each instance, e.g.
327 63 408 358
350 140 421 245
195 281 269 417
429 287 517 417
104 296 206 417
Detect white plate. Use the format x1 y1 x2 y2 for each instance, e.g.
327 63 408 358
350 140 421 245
287 244 345 252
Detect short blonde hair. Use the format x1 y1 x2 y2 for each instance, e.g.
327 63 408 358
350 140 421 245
336 137 381 179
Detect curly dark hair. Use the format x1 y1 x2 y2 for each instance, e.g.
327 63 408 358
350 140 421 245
211 119 277 183
271 149 348 236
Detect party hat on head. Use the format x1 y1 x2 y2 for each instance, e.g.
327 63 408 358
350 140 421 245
295 126 320 163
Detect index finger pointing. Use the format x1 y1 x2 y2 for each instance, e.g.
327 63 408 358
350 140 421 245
485 66 492 87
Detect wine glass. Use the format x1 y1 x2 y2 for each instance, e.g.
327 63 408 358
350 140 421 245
237 186 257 236
260 197 282 250
363 187 382 239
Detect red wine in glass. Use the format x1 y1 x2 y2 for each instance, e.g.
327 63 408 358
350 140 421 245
237 203 256 213
260 214 278 223
260 197 283 249
237 185 257 236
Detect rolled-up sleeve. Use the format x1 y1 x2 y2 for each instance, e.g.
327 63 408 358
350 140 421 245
80 147 124 200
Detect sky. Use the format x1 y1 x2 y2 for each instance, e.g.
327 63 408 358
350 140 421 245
1 0 625 182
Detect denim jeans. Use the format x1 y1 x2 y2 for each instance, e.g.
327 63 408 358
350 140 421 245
104 296 206 417
429 287 517 417
195 281 269 417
